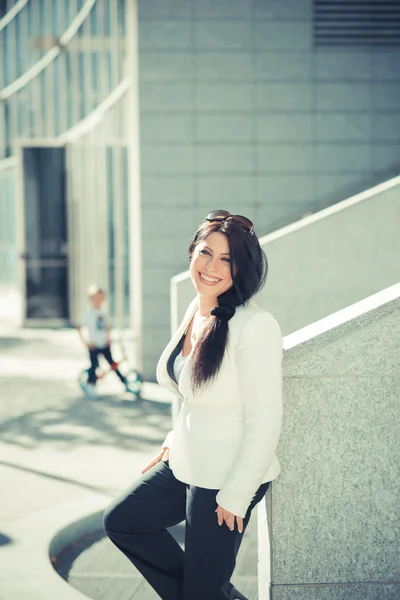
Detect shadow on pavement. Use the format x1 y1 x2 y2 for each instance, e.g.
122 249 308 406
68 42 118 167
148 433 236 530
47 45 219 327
0 533 13 546
0 376 171 451
52 523 184 600
0 331 82 359
0 337 32 351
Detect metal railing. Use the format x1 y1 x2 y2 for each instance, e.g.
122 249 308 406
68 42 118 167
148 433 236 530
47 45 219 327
0 0 124 159
0 0 29 32
0 0 130 298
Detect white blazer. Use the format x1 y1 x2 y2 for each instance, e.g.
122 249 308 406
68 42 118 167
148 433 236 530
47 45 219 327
156 297 283 518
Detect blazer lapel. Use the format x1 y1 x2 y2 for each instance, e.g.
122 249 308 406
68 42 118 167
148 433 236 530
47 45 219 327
156 298 197 397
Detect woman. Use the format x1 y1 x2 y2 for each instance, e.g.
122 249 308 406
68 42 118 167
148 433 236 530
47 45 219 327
103 210 283 600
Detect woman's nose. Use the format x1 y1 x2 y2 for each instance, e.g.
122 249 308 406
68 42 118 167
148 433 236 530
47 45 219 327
205 257 218 272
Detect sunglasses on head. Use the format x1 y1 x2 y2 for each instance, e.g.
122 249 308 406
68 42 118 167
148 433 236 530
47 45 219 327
205 210 254 234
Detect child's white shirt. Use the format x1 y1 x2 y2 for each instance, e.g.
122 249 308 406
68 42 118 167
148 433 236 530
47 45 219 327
79 307 109 348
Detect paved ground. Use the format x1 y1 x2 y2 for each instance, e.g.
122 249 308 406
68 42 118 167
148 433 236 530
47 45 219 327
0 292 260 600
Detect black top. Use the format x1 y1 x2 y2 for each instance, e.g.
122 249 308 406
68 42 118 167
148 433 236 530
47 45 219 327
166 335 185 385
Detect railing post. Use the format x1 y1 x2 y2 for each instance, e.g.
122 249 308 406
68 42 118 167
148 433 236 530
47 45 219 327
125 0 143 375
258 495 271 600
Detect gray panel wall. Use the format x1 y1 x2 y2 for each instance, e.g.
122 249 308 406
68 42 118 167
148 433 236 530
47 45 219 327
272 293 400 599
138 0 400 379
257 188 400 334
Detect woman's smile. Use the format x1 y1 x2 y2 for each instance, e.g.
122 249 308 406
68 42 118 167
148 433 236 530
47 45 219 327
198 272 222 285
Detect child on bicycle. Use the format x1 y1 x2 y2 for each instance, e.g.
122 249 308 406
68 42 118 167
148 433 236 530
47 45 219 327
77 285 129 398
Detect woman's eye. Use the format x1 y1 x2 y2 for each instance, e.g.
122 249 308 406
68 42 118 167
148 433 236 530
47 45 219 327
222 257 230 263
200 249 210 256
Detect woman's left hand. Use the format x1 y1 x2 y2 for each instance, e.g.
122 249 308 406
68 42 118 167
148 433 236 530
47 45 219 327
216 505 243 533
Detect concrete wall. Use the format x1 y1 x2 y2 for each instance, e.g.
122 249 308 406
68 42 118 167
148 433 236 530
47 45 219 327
0 160 17 285
171 180 400 334
138 0 400 379
270 286 400 599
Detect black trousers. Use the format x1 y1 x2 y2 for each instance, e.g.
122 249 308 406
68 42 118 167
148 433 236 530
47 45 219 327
103 460 269 600
88 346 127 385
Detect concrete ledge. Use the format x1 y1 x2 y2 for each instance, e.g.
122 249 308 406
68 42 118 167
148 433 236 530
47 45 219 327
271 285 400 597
49 509 104 561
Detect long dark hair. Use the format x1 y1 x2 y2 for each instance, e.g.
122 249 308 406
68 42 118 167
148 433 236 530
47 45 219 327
189 219 268 390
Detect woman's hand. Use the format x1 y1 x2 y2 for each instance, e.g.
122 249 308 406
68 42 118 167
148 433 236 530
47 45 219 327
216 505 243 534
141 447 170 474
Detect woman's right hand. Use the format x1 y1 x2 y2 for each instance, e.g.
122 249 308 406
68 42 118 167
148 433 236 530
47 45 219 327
141 447 170 474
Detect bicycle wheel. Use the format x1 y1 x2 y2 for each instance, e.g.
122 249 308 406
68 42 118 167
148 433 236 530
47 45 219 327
78 368 90 393
125 370 142 397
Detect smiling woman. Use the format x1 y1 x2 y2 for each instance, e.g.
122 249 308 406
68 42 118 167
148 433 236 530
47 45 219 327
103 210 283 600
186 218 268 391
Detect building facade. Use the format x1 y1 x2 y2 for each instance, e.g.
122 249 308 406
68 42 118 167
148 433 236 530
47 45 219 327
1 0 400 378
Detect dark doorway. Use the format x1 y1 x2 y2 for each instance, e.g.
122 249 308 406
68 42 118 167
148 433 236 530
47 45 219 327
21 146 69 323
